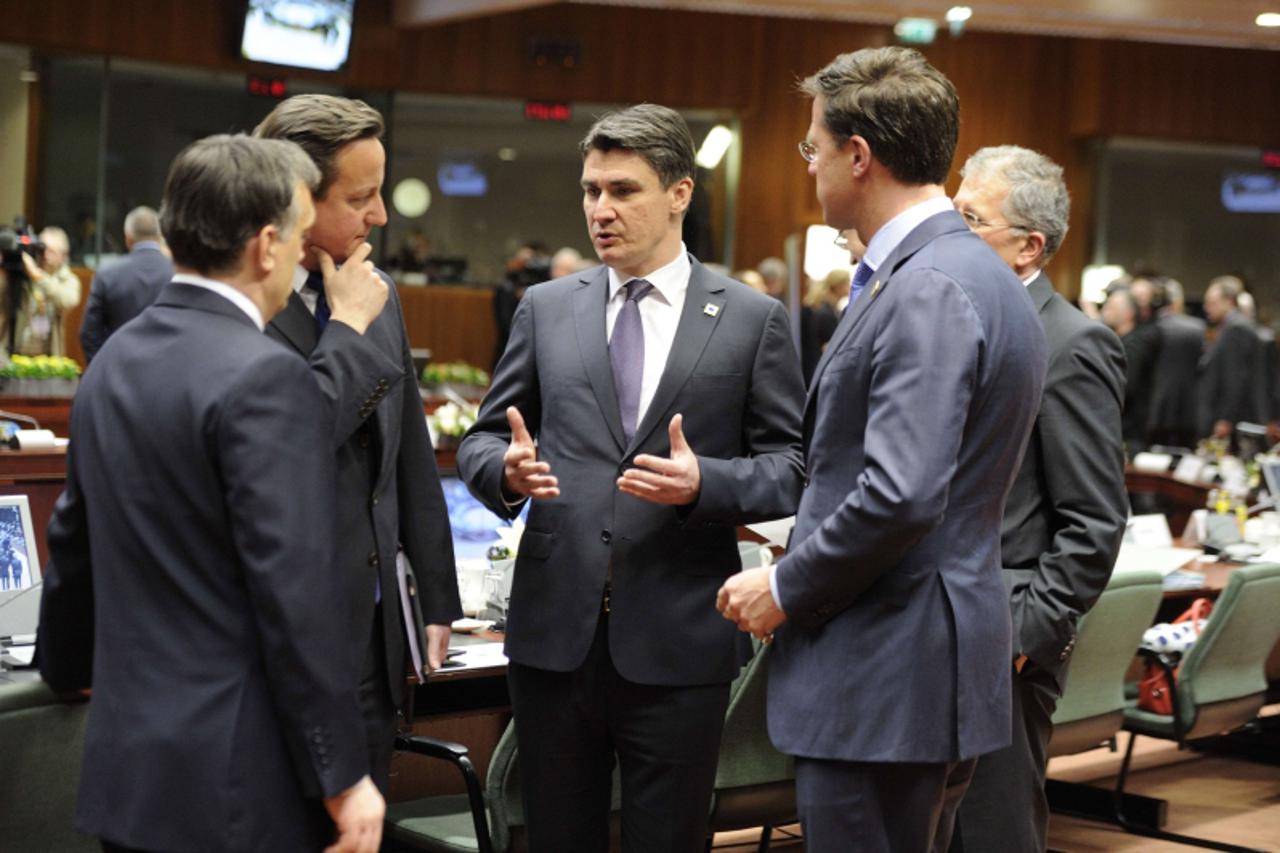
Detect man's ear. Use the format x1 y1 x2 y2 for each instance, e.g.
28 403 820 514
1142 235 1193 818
847 135 872 179
1018 231 1047 270
670 176 694 216
253 224 280 274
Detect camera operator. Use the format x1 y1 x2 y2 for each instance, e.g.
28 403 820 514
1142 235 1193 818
14 226 82 356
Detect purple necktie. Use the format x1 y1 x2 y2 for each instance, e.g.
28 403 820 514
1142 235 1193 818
610 279 654 443
304 271 331 336
847 261 875 308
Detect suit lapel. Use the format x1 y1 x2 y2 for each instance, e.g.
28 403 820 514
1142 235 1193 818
629 259 725 453
1027 273 1055 315
268 291 319 356
802 210 970 442
573 268 627 453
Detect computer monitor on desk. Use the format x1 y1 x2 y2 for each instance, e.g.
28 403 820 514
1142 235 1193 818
0 495 42 649
439 474 528 561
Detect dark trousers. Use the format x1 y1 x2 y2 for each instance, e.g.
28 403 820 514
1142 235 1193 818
507 615 731 853
359 607 398 793
795 756 976 853
950 662 1058 853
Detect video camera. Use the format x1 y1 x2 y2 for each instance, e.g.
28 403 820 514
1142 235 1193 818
0 217 45 286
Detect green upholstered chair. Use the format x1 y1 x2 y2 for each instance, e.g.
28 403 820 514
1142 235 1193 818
1047 569 1165 758
0 679 95 852
704 640 795 853
1109 562 1280 852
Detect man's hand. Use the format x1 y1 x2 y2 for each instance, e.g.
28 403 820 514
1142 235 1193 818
323 775 384 853
317 244 388 335
424 623 451 672
717 567 787 640
20 251 44 283
502 407 559 500
617 414 701 505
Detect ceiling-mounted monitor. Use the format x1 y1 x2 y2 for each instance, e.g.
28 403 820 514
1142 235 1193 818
241 0 356 72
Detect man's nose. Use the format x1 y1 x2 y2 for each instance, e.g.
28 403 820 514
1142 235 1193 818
370 192 388 227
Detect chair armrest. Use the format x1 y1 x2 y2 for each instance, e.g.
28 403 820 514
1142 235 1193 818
394 734 494 853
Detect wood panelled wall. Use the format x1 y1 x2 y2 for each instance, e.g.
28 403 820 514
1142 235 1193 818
11 1 1280 298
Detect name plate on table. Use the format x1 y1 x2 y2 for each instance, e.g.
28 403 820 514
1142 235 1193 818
1172 454 1208 483
1127 513 1174 548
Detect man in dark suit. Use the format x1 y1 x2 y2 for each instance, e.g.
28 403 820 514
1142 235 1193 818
458 104 805 852
718 48 1046 850
1200 275 1261 440
254 94 462 792
78 205 174 362
38 134 385 852
950 146 1128 852
1149 278 1205 449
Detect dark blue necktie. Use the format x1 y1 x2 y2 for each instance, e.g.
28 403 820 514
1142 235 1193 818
304 271 330 336
848 261 875 308
610 279 654 443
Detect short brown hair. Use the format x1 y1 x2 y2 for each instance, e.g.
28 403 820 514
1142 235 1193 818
579 104 695 189
253 94 383 198
801 47 959 186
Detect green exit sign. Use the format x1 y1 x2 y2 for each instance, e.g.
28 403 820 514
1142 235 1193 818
894 17 938 44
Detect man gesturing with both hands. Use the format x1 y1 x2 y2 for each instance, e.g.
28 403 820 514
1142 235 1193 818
459 104 804 853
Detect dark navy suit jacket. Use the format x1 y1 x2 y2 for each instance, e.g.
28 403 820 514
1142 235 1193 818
769 210 1046 763
79 243 174 362
40 283 366 851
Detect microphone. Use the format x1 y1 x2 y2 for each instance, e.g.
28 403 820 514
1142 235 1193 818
0 409 40 430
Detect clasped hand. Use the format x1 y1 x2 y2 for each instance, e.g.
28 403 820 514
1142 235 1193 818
717 567 787 641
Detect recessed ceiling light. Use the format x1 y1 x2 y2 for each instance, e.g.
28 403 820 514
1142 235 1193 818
945 6 972 24
695 125 734 170
1257 12 1280 26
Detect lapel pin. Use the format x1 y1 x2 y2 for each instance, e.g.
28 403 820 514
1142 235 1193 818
703 303 721 317
870 280 883 299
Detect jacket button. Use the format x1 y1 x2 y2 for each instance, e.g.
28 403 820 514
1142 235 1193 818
600 530 612 544
368 552 380 567
803 475 811 488
378 379 389 389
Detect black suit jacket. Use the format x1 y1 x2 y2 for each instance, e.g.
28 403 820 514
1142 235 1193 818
1001 274 1128 691
1149 313 1205 441
39 283 366 851
1119 320 1161 446
1199 311 1260 435
458 258 805 686
78 244 174 362
267 272 461 708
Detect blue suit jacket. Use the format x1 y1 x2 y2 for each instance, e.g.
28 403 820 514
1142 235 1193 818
79 244 174 362
769 210 1047 763
40 283 367 851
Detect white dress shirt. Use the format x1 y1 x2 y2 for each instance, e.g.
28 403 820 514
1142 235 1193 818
605 245 691 429
292 265 319 315
172 273 264 331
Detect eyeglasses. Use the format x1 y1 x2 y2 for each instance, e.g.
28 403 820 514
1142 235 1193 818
798 140 819 163
959 209 1029 232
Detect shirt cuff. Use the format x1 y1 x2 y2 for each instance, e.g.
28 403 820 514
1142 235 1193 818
768 563 783 613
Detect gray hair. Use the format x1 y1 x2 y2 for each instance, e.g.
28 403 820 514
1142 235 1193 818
579 104 695 189
254 94 384 198
758 257 787 282
124 206 163 242
38 226 69 255
1163 277 1184 305
160 134 319 275
961 145 1070 261
1209 275 1244 302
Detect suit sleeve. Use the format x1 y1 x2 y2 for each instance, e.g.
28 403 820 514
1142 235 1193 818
775 273 982 628
219 352 368 799
457 295 541 519
79 272 109 363
1221 325 1260 425
306 273 405 449
391 290 463 626
1013 323 1128 669
685 299 805 525
37 446 95 692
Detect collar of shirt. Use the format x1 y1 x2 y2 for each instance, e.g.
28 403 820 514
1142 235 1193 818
132 240 164 253
606 243 692 308
172 272 265 331
292 264 319 314
860 196 956 275
1022 270 1041 287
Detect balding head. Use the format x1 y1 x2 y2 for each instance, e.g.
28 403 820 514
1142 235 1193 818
124 206 163 247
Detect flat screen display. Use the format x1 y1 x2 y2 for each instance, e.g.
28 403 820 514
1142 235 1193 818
241 0 356 72
440 475 528 562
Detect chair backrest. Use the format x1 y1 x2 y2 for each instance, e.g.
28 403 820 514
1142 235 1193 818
1175 562 1280 740
484 721 622 852
0 679 95 850
1049 570 1164 757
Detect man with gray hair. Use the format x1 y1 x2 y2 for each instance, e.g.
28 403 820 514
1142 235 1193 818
1149 277 1205 447
12 225 81 356
79 204 174 361
40 134 386 852
1200 274 1260 438
951 145 1128 853
757 255 788 301
459 102 804 851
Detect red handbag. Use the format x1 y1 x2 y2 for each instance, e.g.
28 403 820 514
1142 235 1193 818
1137 597 1214 715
